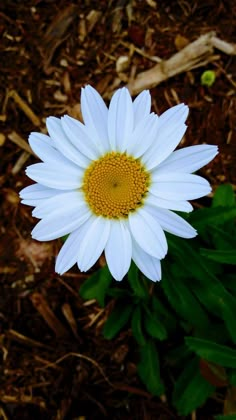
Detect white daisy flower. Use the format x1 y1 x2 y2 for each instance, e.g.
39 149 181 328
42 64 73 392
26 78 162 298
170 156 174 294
20 86 218 282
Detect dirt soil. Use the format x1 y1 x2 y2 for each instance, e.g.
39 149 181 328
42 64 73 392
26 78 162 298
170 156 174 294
0 1 236 419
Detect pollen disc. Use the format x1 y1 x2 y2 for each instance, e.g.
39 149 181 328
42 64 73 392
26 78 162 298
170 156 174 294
82 152 150 218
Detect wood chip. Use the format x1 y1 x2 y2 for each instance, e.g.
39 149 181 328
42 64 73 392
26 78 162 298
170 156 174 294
30 292 69 338
12 151 30 175
116 55 130 73
61 303 80 340
8 131 33 154
0 133 6 146
7 329 52 349
86 10 102 34
9 90 41 126
41 4 78 73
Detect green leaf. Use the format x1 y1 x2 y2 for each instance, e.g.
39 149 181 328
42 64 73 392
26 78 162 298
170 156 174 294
103 301 132 339
229 370 236 387
144 308 168 341
214 415 236 420
210 226 236 250
106 287 131 298
213 184 235 208
220 294 236 344
200 249 236 265
131 305 146 346
167 345 192 366
189 207 236 230
185 337 236 368
127 262 149 299
79 265 112 307
168 237 234 317
224 275 236 293
161 265 210 330
173 357 215 415
137 340 165 396
151 296 177 333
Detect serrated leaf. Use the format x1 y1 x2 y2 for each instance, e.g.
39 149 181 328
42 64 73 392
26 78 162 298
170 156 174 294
103 301 132 339
185 337 236 368
131 305 146 346
173 357 215 415
137 340 165 396
79 265 112 307
200 249 236 265
127 262 149 299
144 308 167 341
213 184 235 208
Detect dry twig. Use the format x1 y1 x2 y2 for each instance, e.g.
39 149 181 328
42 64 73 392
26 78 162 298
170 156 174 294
9 90 41 126
127 32 236 95
30 293 69 338
8 131 33 155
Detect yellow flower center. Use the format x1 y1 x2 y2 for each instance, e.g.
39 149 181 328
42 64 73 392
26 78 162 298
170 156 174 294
82 152 150 218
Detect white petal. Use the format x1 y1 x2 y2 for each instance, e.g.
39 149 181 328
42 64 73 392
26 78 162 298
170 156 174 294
158 103 189 127
20 183 62 206
126 113 159 158
32 202 90 241
81 85 110 152
56 216 99 274
29 132 73 165
142 103 189 169
108 87 134 152
145 205 197 238
133 90 151 128
55 226 85 274
33 191 84 218
77 216 110 271
132 240 161 282
129 208 167 259
157 144 218 174
61 115 101 159
146 193 193 212
144 124 187 170
46 117 89 168
150 173 211 200
29 132 54 147
26 162 83 190
105 220 132 281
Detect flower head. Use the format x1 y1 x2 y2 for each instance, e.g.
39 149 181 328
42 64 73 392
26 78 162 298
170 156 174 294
20 86 218 281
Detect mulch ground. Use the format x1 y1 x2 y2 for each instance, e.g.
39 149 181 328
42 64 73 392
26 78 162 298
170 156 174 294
0 1 236 419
